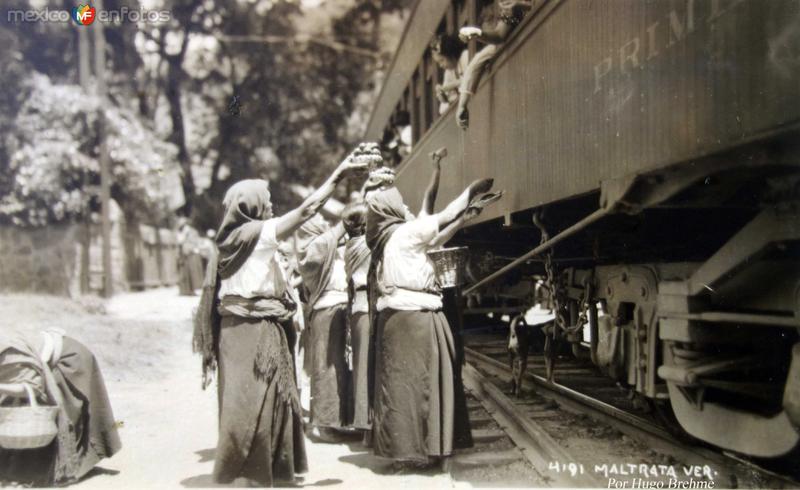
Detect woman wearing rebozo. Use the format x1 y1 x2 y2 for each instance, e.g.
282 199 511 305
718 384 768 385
365 177 501 469
193 152 367 486
0 328 121 486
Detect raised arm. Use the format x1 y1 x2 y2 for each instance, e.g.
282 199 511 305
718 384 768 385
419 160 442 217
432 178 494 229
429 215 466 248
276 155 364 241
430 193 493 248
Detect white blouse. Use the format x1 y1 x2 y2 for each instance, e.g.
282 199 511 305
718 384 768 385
218 218 287 299
377 215 442 312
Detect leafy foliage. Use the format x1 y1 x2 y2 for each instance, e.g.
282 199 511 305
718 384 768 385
0 74 178 226
0 0 413 230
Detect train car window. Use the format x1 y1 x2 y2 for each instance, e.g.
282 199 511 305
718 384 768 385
410 68 421 144
423 51 436 129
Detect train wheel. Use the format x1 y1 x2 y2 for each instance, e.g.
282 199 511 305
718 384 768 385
651 399 694 444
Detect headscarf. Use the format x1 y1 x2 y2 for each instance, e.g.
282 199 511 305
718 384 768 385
294 215 338 309
365 186 408 259
215 179 272 279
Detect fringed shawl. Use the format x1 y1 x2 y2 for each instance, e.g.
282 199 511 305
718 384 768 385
193 254 223 389
217 296 300 412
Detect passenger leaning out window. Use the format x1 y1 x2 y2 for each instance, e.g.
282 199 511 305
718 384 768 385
457 0 533 129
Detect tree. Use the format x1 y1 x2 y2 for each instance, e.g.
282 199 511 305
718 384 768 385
0 74 178 227
137 0 413 230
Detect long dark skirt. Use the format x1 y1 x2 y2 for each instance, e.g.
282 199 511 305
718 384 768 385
349 311 371 430
0 337 121 486
373 308 465 462
308 304 350 428
443 288 474 449
214 316 307 486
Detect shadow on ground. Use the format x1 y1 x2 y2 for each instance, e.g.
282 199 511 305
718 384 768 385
180 474 342 488
196 448 215 463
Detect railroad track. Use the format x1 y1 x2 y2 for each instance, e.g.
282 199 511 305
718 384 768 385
461 334 800 489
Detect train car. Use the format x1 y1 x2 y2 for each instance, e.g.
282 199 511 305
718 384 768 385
364 0 800 459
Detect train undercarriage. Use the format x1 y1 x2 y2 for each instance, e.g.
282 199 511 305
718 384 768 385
459 143 800 459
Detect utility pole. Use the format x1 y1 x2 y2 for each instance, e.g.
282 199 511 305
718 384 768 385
93 0 113 298
78 27 91 294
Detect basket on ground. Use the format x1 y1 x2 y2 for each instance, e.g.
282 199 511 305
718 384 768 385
0 383 58 449
427 246 469 289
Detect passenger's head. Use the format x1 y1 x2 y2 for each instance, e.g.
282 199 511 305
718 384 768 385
394 110 411 128
342 202 367 238
431 34 466 68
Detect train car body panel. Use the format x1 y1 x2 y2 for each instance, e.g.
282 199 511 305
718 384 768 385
379 0 800 223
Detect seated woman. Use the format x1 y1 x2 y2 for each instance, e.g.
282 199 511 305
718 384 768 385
192 153 366 486
0 328 121 486
456 0 533 129
365 178 499 469
432 34 469 115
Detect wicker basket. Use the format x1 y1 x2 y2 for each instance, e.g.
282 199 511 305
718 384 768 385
0 383 58 449
427 246 469 289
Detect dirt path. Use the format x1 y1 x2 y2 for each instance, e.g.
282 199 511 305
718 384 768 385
71 288 465 489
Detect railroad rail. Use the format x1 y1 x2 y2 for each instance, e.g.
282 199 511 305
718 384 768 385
462 336 800 488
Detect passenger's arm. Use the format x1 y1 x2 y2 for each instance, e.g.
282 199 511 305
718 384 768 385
459 44 499 98
456 44 499 128
276 155 365 241
439 79 462 92
477 21 513 44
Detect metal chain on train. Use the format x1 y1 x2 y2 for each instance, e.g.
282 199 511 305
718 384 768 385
567 276 593 336
533 212 561 381
533 213 593 337
533 213 566 332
